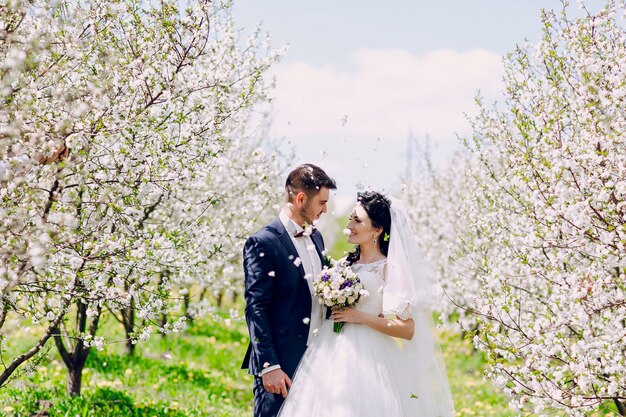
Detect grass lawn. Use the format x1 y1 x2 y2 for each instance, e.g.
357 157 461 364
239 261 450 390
0 311 521 417
0 317 254 417
2 313 624 416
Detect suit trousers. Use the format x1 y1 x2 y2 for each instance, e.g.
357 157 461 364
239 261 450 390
253 375 284 417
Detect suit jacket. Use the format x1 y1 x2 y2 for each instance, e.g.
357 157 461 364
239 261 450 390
241 217 326 378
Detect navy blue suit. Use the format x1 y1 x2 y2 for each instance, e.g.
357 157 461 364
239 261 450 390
242 217 326 417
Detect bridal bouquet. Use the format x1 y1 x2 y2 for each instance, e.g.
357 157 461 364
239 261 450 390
313 259 368 333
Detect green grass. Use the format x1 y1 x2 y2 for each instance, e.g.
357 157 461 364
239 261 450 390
0 313 516 417
2 314 622 416
440 331 513 416
0 220 621 416
0 318 254 417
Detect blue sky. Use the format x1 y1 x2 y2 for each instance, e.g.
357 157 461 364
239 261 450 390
232 1 591 212
233 1 550 62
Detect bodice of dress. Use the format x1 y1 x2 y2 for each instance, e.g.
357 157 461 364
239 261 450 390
350 259 386 317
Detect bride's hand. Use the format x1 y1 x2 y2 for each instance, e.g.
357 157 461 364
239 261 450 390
331 307 364 324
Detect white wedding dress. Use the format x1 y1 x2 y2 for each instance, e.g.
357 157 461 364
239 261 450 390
278 259 438 417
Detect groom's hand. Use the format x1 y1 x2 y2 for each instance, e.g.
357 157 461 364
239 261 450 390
262 368 292 398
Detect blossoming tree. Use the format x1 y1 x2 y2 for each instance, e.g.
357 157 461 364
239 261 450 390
405 1 626 414
0 0 283 395
403 153 488 332
456 1 626 414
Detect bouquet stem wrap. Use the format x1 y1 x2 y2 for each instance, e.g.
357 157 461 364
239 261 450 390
333 321 345 333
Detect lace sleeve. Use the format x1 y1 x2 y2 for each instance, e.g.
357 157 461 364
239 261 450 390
381 286 415 320
382 304 414 321
380 260 414 320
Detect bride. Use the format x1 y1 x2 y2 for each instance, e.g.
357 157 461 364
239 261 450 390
277 191 455 416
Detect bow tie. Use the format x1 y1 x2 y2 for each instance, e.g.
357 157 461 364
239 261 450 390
294 228 316 238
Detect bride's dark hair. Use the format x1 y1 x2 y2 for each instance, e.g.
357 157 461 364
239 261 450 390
346 191 392 265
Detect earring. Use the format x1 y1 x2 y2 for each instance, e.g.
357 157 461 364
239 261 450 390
373 238 377 244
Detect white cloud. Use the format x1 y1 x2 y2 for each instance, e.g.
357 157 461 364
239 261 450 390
266 47 505 201
270 47 504 140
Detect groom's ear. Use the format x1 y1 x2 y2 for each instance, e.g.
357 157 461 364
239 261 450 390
295 191 307 207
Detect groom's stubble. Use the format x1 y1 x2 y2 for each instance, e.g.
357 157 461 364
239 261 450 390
299 187 330 226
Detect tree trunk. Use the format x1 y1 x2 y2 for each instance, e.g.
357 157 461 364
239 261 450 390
158 273 168 339
160 312 168 339
615 399 626 416
183 291 193 324
0 293 12 331
53 314 89 395
53 299 101 396
121 299 136 356
198 286 208 301
125 337 136 356
66 364 84 396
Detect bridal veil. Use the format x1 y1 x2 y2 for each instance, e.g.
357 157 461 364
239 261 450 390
385 197 455 416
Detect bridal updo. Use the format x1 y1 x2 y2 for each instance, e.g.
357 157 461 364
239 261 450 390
346 191 392 265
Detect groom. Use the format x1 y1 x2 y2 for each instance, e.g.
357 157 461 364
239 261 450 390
242 163 336 417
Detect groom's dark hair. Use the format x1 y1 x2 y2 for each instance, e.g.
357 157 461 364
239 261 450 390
285 164 336 202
